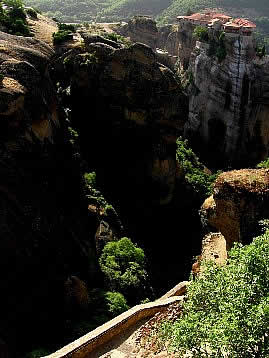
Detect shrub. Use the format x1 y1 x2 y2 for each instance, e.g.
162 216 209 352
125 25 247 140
52 30 73 44
99 237 147 297
26 7 37 18
0 0 32 36
84 171 96 187
176 138 218 200
193 26 209 42
102 32 132 47
160 232 269 357
256 44 266 58
257 157 269 168
57 22 75 32
105 291 129 317
24 348 51 358
207 32 227 62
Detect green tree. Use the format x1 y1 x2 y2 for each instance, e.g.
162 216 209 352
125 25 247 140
160 232 269 357
176 138 218 200
193 26 209 42
105 291 129 317
0 0 31 36
257 157 269 168
99 237 147 299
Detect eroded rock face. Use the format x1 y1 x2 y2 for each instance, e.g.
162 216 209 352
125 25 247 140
118 16 158 50
200 169 269 249
183 33 269 167
52 37 199 294
0 32 100 354
192 232 227 275
56 39 187 207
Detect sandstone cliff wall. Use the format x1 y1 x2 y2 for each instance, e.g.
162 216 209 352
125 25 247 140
200 169 269 249
182 30 269 167
0 32 100 355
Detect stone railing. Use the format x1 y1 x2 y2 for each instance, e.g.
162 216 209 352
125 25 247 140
43 282 187 358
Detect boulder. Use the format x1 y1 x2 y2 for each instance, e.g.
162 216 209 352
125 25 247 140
200 169 269 249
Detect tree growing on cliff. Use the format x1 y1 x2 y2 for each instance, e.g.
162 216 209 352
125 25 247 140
176 138 218 201
193 26 209 42
0 0 31 36
257 157 269 168
99 237 148 302
159 232 269 357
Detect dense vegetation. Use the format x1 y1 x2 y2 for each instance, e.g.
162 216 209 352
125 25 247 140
176 138 218 201
257 157 269 169
22 0 269 48
159 229 269 357
0 0 32 36
100 237 148 303
52 23 75 44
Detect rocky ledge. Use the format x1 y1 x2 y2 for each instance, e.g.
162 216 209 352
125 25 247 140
201 169 269 249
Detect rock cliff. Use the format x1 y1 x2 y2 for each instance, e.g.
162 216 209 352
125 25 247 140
200 169 269 249
52 34 200 295
181 28 269 167
54 36 188 207
118 16 158 50
138 19 269 167
0 31 101 355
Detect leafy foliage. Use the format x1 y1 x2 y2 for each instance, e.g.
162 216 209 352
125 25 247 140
102 31 132 46
84 171 96 187
99 237 147 298
52 22 76 45
105 291 129 316
58 22 75 32
22 0 269 48
256 157 269 168
193 25 208 42
24 348 51 358
208 32 227 62
160 232 269 357
0 0 31 36
52 30 73 44
256 44 266 58
176 138 218 200
26 7 37 18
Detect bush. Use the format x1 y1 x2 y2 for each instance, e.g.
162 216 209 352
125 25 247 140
257 157 269 168
99 237 147 297
176 138 218 200
207 32 227 62
84 171 96 187
160 232 269 357
58 22 75 32
193 26 209 42
24 348 51 358
105 291 129 317
256 44 266 58
52 30 73 44
102 32 132 47
0 0 32 36
26 7 37 18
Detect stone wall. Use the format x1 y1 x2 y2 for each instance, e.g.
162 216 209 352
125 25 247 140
43 288 186 358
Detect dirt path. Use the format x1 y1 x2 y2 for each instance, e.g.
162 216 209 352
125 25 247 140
86 318 149 358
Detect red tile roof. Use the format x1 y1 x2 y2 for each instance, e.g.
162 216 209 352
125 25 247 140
212 13 232 20
177 12 256 29
233 18 256 28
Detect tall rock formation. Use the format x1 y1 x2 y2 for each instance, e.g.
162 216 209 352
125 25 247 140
118 16 158 50
52 35 200 295
0 31 100 355
55 36 188 208
181 27 269 167
200 169 269 249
